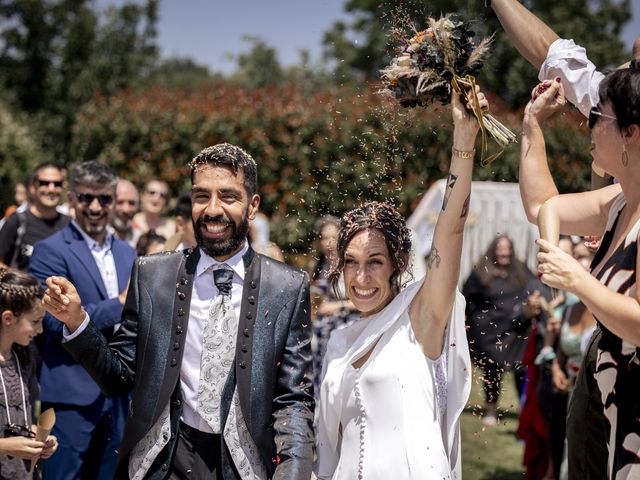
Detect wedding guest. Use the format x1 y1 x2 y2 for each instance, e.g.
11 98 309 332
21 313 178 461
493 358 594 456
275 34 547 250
463 234 541 425
0 268 58 479
520 65 640 479
132 179 175 239
110 179 141 248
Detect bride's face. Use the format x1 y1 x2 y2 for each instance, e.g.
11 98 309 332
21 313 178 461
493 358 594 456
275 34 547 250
342 229 395 317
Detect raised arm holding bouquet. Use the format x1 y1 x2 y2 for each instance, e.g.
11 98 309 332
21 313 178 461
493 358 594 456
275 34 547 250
381 14 516 165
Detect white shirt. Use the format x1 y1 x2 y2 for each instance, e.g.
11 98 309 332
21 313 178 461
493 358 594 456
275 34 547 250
539 38 604 117
180 242 247 433
73 221 119 300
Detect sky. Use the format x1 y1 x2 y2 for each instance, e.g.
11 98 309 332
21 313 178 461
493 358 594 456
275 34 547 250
98 0 640 74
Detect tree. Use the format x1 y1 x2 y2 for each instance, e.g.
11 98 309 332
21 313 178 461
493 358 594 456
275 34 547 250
0 102 43 211
322 0 631 105
147 57 217 88
69 81 593 253
229 35 284 88
0 0 159 162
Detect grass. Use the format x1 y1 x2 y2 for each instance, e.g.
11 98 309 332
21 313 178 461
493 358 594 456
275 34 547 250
461 369 526 480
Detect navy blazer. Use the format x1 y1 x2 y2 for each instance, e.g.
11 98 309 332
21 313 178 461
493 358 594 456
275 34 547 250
29 222 136 406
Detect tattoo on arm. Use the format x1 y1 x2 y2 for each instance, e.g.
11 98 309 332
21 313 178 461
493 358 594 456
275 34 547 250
460 193 470 218
442 173 458 211
426 246 441 270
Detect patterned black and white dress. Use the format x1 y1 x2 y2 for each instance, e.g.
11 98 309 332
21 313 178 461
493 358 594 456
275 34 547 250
592 193 640 479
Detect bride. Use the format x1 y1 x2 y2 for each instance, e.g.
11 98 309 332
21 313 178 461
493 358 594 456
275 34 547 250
315 87 486 479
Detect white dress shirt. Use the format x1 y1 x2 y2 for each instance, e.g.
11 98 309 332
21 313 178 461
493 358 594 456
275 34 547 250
73 221 119 300
180 242 247 433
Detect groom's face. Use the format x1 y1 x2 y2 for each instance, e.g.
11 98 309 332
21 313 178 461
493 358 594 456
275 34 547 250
191 164 259 261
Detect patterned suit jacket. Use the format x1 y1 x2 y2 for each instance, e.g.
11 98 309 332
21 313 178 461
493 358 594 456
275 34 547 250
63 247 315 479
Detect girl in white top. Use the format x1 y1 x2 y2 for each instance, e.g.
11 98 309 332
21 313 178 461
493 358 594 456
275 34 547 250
315 87 487 479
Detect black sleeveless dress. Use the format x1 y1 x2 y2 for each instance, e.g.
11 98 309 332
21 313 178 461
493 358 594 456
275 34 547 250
592 193 640 479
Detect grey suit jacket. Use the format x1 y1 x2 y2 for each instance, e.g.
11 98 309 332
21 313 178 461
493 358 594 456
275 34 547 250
64 247 315 479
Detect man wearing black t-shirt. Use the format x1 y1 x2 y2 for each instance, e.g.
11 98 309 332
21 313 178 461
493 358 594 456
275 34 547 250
0 162 70 271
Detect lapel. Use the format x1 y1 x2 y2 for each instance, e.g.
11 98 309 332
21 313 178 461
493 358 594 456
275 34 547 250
63 224 108 298
235 247 260 433
111 238 131 292
155 248 199 423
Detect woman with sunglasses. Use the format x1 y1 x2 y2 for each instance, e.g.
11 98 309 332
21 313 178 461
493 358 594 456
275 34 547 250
519 63 640 478
0 268 57 478
132 179 176 240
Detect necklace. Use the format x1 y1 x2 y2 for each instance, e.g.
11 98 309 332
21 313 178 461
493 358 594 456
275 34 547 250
0 351 28 427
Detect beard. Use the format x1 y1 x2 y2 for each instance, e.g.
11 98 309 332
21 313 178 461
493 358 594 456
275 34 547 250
111 214 131 232
194 211 249 258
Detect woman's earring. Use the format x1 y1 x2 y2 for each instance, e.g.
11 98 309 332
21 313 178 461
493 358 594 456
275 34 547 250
622 145 629 167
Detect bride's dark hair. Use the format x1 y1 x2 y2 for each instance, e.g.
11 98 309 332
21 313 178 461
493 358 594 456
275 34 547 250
328 202 412 297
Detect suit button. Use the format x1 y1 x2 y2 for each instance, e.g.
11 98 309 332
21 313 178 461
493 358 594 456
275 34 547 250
170 358 177 367
176 325 183 334
239 361 247 369
173 399 182 406
248 296 255 305
250 281 256 289
177 292 186 300
243 328 249 337
173 342 180 350
177 308 185 317
241 344 248 353
180 278 188 285
246 312 253 319
161 464 168 472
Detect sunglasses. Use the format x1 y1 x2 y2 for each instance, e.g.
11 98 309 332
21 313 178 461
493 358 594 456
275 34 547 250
35 179 63 188
75 192 114 207
588 106 617 129
145 189 169 199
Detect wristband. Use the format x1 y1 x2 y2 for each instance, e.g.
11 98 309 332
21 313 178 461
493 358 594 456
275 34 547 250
452 147 475 159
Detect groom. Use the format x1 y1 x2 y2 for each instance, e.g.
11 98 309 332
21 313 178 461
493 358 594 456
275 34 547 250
43 144 315 479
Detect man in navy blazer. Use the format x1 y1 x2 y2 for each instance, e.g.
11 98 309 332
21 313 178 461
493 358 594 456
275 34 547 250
30 161 136 480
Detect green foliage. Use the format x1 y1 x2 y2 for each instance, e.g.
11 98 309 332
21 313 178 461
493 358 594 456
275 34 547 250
0 103 44 211
70 81 593 252
147 57 217 89
322 0 631 105
229 35 284 88
0 0 159 163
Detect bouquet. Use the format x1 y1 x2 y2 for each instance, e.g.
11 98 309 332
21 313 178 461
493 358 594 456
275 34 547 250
380 14 516 165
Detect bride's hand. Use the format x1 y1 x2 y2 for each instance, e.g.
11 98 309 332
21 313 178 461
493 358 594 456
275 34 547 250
452 85 488 143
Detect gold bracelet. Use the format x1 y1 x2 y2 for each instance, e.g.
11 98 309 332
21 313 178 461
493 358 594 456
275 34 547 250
591 161 606 177
452 147 475 159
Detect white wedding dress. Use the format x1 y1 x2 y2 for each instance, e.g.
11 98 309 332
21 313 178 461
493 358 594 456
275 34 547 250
315 280 471 480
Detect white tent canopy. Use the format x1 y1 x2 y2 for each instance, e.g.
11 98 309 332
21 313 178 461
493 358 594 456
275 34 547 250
407 180 540 286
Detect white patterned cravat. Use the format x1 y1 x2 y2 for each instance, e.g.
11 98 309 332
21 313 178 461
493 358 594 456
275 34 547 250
196 265 236 432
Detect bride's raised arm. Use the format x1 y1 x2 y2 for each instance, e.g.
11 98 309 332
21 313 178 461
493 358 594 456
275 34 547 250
409 86 486 359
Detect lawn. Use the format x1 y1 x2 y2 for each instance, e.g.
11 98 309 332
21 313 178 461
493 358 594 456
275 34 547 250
461 369 526 479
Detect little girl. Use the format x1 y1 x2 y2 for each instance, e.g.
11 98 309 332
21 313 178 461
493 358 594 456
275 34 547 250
0 268 57 479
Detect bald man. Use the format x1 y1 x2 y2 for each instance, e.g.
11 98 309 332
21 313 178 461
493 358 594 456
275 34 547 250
110 179 141 248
